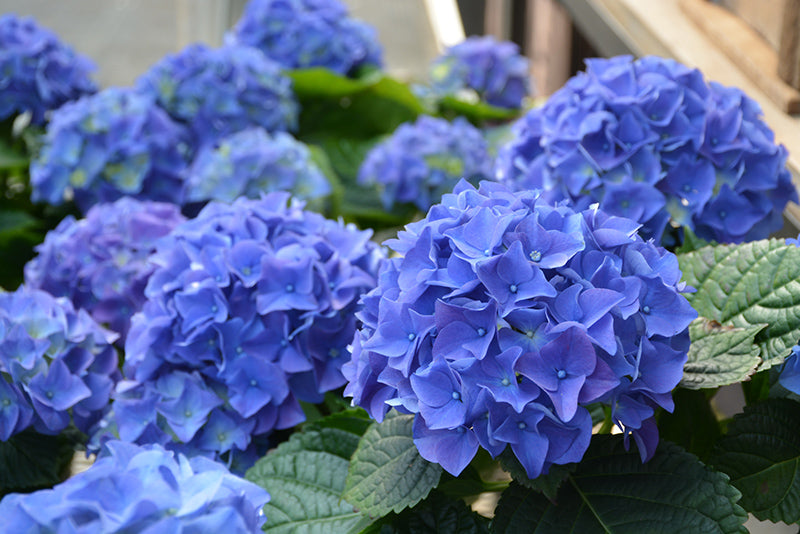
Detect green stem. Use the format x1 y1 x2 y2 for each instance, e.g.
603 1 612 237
481 480 510 493
597 406 615 434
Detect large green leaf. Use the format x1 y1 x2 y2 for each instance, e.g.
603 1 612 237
681 318 764 389
343 411 442 517
709 398 800 523
0 429 77 496
290 69 425 139
678 239 800 370
360 491 490 534
497 448 574 502
657 387 722 461
245 413 373 533
437 96 519 124
491 436 747 533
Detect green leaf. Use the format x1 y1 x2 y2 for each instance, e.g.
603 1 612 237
0 137 28 170
291 70 425 139
360 491 490 534
344 411 442 517
0 429 76 496
245 413 374 533
678 239 800 371
709 398 800 523
491 436 747 534
657 387 722 461
437 95 519 124
681 317 764 389
497 448 574 502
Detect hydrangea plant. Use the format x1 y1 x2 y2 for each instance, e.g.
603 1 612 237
494 55 797 245
136 43 298 148
0 285 119 439
358 115 492 212
0 13 96 126
24 197 186 344
343 180 696 477
429 35 531 109
29 87 190 212
183 127 330 205
0 440 269 533
98 193 383 467
228 0 383 76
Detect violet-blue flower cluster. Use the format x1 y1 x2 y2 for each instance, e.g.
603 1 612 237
24 197 186 344
136 43 298 148
343 180 696 478
0 440 269 533
228 0 383 76
358 115 492 212
0 13 96 126
495 55 797 245
0 285 119 439
103 193 383 467
184 127 330 205
429 35 531 109
29 87 189 212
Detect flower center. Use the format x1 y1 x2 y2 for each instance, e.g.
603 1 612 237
285 284 294 292
529 250 542 262
451 391 460 400
556 369 567 379
642 305 651 314
476 327 486 337
509 284 518 294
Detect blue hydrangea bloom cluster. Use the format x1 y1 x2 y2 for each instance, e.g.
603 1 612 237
24 197 186 344
228 0 383 76
136 43 298 148
429 35 531 109
0 14 96 126
343 180 697 478
0 440 269 533
358 115 493 212
103 193 383 466
0 285 119 439
29 87 190 212
184 127 331 205
779 343 800 396
494 55 797 245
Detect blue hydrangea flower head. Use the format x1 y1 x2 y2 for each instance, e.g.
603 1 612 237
358 115 493 212
0 13 97 125
24 197 186 345
343 180 696 478
429 35 531 109
0 440 269 533
184 127 331 205
228 0 383 76
0 285 119 439
29 87 190 212
136 43 298 147
495 55 797 245
96 193 383 468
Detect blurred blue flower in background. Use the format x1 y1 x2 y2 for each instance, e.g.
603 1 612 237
0 285 119 439
0 440 269 533
495 55 797 245
358 115 492 212
344 180 695 477
24 197 186 344
429 35 531 109
228 0 383 76
184 127 330 205
0 13 96 126
29 87 190 212
136 43 298 148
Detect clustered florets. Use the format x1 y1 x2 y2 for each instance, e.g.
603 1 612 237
358 115 492 212
428 35 531 109
24 197 186 344
183 127 330 205
495 55 796 245
0 440 269 533
97 193 383 468
228 0 383 76
29 87 190 211
344 180 696 477
0 13 96 125
136 43 299 148
0 285 119 439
